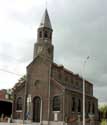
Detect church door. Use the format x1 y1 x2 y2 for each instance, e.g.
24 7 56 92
33 96 41 122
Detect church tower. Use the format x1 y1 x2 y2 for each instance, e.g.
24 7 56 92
33 9 54 61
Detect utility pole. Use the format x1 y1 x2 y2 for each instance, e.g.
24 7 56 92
82 56 90 125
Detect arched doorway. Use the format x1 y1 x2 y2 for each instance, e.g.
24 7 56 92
33 96 41 122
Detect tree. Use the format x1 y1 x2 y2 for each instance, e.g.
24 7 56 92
18 75 26 82
99 105 107 120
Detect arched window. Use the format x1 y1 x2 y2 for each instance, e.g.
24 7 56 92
71 77 73 84
16 97 23 110
78 99 81 112
50 33 52 39
58 72 62 79
53 96 60 111
88 102 91 113
92 103 95 114
72 97 75 112
65 75 68 81
39 31 42 38
44 31 48 38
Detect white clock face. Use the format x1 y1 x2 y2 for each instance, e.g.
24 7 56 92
37 46 43 54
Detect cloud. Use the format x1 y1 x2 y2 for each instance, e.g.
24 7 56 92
0 0 106 104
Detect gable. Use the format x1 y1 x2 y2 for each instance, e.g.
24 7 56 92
26 55 52 96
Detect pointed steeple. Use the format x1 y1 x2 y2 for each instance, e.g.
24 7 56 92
33 9 54 60
40 9 52 29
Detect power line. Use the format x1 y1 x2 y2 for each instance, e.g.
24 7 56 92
0 68 23 76
0 53 25 77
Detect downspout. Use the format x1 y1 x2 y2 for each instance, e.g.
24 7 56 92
23 77 28 124
48 63 52 125
12 91 15 122
40 97 43 125
63 89 65 125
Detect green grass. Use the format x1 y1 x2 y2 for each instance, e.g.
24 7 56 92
101 119 107 125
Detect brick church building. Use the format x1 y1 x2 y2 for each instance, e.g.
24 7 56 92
12 9 98 124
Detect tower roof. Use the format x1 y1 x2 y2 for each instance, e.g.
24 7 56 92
40 9 52 29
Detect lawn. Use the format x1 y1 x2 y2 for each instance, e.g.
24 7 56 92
101 119 107 125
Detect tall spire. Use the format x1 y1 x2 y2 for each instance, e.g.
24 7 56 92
40 9 52 29
33 8 53 60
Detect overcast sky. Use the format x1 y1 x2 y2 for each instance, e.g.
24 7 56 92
0 0 106 105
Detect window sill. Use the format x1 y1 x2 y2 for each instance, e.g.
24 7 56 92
16 110 23 112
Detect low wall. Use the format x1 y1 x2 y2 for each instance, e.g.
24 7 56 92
0 124 31 125
67 121 99 125
0 121 100 125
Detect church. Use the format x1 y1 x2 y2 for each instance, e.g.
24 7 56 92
12 9 99 124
